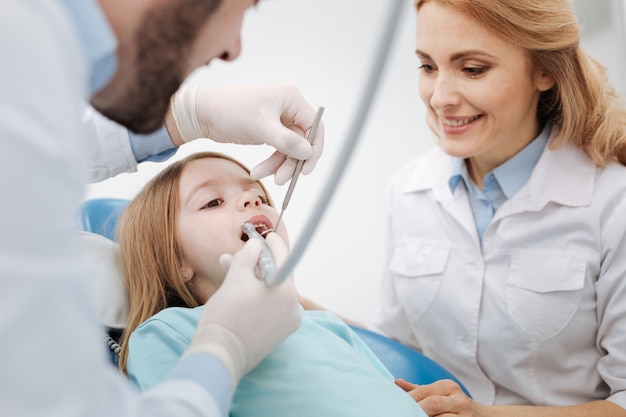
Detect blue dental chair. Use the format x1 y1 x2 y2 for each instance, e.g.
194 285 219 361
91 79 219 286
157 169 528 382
80 197 470 396
348 325 471 396
80 197 129 242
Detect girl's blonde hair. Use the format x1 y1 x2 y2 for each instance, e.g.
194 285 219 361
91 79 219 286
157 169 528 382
116 151 273 372
417 0 626 165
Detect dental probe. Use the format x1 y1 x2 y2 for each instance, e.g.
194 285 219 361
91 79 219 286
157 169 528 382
241 221 277 283
273 106 325 233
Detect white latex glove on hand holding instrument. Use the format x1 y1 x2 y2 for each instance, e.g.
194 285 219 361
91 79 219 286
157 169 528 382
169 84 324 185
186 233 301 387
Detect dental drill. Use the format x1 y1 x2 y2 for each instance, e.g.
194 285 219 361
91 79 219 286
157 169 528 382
241 221 278 284
241 107 324 286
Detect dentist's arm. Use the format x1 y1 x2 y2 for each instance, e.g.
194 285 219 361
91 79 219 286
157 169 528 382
85 84 324 185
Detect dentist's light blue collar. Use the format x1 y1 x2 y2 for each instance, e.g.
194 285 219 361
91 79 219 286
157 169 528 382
59 0 118 94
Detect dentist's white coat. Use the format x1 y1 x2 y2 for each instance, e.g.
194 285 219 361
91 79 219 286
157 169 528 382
0 2 222 416
83 105 142 183
375 133 626 408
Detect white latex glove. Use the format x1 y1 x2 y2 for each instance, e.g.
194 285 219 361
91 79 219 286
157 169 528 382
170 84 324 185
185 234 302 387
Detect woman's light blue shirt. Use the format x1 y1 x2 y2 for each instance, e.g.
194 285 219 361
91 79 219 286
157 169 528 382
448 124 551 242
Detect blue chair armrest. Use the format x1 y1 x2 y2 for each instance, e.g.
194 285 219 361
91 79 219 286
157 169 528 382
349 324 471 397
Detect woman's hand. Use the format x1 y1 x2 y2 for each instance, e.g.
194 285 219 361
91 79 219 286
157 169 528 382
397 378 626 417
396 378 490 417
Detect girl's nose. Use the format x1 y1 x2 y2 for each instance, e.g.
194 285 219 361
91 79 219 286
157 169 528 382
241 192 262 209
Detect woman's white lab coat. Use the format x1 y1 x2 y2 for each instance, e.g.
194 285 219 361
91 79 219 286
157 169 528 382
375 135 626 408
1 2 222 416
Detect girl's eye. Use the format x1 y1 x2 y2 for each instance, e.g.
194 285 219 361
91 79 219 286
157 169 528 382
464 67 486 77
203 199 223 209
259 195 269 205
418 64 435 73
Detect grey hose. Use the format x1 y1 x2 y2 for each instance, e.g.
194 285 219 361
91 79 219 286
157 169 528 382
270 0 406 286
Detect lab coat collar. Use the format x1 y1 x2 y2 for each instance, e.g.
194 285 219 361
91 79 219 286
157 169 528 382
401 146 477 241
402 145 454 202
402 127 596 213
507 127 596 212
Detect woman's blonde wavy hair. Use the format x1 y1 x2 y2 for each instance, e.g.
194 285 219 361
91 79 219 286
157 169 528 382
416 0 626 165
115 151 274 372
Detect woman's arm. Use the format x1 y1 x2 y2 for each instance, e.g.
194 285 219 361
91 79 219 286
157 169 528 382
396 379 626 417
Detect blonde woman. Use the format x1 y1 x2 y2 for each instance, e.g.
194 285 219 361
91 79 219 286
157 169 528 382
374 0 626 415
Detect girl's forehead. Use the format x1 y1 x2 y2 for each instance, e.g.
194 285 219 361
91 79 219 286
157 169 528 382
178 157 257 197
184 157 249 180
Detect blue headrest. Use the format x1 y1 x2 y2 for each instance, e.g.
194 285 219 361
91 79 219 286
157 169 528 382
80 198 130 241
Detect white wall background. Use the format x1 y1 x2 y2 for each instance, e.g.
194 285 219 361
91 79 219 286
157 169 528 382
87 0 626 327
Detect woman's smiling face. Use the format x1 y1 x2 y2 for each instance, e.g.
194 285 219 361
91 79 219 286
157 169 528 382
416 2 554 179
176 156 287 302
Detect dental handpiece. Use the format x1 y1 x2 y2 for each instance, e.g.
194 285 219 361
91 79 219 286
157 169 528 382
241 221 277 284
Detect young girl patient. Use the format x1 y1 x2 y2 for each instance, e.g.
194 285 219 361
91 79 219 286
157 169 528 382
116 151 426 417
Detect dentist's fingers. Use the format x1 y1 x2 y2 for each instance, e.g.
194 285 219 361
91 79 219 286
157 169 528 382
219 253 233 272
188 237 301 387
263 232 290 265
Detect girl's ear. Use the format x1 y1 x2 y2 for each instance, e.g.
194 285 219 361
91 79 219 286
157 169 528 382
534 67 555 92
181 268 194 283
